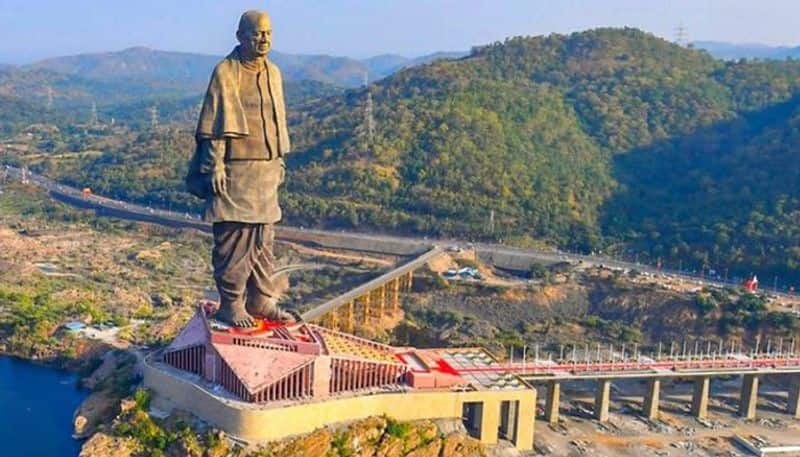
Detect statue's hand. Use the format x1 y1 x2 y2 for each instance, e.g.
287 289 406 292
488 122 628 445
211 167 227 195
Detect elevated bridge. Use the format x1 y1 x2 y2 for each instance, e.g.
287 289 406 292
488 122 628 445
301 246 444 330
451 344 800 424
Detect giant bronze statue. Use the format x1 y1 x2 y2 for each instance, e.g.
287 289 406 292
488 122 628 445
186 10 292 327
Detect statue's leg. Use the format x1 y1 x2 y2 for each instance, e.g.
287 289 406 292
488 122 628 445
245 224 292 322
212 222 256 328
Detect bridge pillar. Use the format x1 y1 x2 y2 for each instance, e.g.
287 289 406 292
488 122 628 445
691 376 710 419
643 379 660 420
324 311 339 331
392 278 400 313
544 381 561 424
739 374 759 419
788 376 800 419
595 379 611 422
359 294 371 325
378 284 386 317
344 301 355 333
407 271 413 292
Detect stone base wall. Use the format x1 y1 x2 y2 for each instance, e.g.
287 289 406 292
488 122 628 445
143 361 535 449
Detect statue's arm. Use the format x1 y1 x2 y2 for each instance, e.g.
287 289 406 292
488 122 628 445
198 139 227 195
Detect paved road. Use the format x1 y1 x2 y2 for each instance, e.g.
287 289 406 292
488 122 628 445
2 164 797 303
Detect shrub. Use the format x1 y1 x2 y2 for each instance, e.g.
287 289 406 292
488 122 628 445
133 388 151 411
385 420 412 439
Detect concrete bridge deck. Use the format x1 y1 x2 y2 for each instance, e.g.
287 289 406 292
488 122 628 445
301 246 443 322
461 355 800 380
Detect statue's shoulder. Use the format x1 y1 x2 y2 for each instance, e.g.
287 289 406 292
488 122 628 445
266 59 283 79
211 56 237 79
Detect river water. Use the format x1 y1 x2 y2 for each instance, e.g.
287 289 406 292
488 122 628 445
0 356 87 457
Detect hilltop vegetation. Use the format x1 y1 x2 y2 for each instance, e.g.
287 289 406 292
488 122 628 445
283 28 800 283
6 28 800 284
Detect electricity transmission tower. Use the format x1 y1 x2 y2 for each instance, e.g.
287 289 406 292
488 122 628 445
674 23 689 47
150 105 159 129
363 73 375 149
90 101 99 126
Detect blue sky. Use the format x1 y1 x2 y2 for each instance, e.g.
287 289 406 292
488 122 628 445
1 0 799 63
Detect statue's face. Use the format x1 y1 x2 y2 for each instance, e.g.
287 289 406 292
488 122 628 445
237 14 272 58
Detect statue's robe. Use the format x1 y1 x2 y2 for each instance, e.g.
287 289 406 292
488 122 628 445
188 46 290 320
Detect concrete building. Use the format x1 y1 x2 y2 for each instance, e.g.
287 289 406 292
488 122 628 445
146 303 800 450
145 305 536 449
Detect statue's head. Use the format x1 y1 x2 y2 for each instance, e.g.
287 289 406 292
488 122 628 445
237 10 272 59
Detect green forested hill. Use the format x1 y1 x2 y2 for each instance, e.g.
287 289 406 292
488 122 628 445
8 28 800 284
606 94 800 281
284 28 800 282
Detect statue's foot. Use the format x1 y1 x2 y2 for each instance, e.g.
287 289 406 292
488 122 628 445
286 309 304 323
215 305 257 328
267 309 295 323
246 294 280 318
247 296 296 323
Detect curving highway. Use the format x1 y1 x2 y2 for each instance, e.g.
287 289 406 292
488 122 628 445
2 164 796 303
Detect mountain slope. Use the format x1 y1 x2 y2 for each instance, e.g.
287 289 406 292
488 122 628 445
1 47 462 119
283 28 800 281
26 47 219 87
10 28 800 283
24 47 469 90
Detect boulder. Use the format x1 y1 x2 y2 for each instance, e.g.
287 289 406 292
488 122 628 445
441 433 486 457
406 439 442 457
275 428 332 457
73 415 88 436
343 416 388 452
119 398 137 413
374 434 405 457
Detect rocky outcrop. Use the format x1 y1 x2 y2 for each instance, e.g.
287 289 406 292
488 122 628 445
271 428 332 457
72 389 120 438
406 439 442 457
375 435 405 457
441 433 486 457
78 433 139 457
342 416 388 455
244 417 486 457
82 410 486 457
